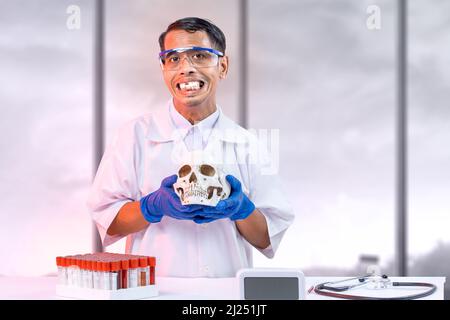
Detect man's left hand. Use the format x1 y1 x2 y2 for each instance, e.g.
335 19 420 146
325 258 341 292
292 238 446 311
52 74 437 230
194 175 255 223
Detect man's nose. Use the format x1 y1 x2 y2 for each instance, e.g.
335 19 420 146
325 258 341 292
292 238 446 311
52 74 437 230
178 56 196 74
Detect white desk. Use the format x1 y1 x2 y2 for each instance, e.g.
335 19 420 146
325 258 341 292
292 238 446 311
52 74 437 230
0 276 445 300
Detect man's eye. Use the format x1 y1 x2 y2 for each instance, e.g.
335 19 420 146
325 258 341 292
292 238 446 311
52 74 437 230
193 53 207 60
168 56 179 63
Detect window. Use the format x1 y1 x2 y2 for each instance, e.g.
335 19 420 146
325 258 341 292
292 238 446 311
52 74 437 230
248 0 397 275
0 0 93 275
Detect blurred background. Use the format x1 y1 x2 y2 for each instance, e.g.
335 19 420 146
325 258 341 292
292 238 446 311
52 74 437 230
0 0 449 298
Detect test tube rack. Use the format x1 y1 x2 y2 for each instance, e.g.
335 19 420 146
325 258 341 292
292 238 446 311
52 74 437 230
55 252 159 300
56 283 159 300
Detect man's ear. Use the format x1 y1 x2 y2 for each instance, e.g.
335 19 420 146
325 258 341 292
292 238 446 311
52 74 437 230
219 56 229 79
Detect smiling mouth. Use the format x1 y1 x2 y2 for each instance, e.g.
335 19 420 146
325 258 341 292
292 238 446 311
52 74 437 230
176 80 205 93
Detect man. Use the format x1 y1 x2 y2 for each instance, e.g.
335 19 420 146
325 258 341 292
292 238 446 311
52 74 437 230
87 17 294 277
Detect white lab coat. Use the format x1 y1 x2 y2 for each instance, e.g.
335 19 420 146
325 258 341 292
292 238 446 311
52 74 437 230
87 100 295 277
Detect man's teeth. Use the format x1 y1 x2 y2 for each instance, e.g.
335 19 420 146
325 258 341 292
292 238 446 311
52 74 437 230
179 81 202 90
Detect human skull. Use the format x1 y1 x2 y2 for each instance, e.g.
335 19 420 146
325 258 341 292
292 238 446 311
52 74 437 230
173 163 230 206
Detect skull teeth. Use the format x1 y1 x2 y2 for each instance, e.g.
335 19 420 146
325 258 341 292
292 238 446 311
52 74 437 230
183 184 208 198
185 190 208 198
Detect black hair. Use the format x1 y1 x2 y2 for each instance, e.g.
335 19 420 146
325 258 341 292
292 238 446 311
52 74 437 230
158 17 226 53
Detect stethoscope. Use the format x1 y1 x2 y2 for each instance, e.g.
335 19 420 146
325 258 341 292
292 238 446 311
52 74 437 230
313 274 437 300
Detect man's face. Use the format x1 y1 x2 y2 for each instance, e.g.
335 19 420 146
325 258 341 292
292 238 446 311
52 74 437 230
161 29 228 109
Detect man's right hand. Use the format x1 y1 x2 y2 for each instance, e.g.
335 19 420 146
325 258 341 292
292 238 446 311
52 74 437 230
139 174 203 223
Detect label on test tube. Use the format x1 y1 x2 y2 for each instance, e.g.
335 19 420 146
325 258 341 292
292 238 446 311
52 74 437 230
78 259 84 288
56 257 64 285
93 261 101 289
80 260 86 288
139 257 148 286
98 261 104 290
79 259 85 287
60 257 68 286
66 257 72 286
86 260 93 289
67 258 78 287
75 258 82 288
103 262 111 290
129 259 139 288
110 261 120 290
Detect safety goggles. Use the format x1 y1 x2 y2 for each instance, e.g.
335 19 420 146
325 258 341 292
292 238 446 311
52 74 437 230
159 46 224 70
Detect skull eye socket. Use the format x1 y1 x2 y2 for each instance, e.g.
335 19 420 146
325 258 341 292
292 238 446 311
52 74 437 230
178 165 192 178
200 164 215 176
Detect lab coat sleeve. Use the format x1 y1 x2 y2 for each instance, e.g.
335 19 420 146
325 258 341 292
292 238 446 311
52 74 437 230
86 121 142 248
247 138 295 258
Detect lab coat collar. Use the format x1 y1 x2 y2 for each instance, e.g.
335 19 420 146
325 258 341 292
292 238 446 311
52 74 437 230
169 100 220 141
147 100 247 144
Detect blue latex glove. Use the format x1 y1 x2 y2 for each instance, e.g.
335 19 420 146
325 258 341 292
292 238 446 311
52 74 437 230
191 215 217 224
140 174 204 223
198 175 256 222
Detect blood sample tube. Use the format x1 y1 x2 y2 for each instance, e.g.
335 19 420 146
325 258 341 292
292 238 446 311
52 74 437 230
86 260 93 289
56 257 64 285
71 257 79 287
80 259 86 288
103 262 111 290
110 261 120 290
129 258 139 288
121 259 129 289
72 257 79 287
65 257 72 286
99 260 105 290
98 261 104 289
75 257 82 287
148 257 156 285
138 257 148 286
60 257 68 285
93 261 101 289
86 259 93 288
